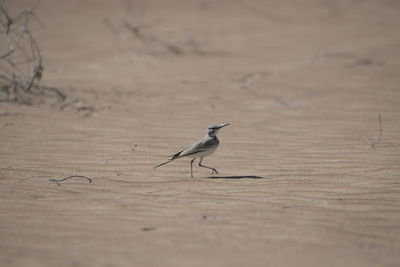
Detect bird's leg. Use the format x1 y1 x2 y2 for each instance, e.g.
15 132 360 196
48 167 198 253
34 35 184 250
198 158 219 175
190 158 196 178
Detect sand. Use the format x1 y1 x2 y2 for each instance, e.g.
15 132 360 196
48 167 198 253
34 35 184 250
1 0 400 266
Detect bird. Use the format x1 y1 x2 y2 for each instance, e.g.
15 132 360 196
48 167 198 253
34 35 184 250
154 123 230 177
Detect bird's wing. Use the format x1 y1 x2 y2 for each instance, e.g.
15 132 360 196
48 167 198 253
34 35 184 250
172 140 204 158
178 138 218 157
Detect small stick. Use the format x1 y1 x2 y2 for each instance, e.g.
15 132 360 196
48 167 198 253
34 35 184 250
49 175 93 186
365 113 382 148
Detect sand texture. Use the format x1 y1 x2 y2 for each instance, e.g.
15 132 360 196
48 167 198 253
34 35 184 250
1 0 400 266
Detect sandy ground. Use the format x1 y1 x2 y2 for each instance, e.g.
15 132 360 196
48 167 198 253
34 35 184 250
1 0 400 266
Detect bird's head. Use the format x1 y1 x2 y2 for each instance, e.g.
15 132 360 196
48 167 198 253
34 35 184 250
207 123 230 137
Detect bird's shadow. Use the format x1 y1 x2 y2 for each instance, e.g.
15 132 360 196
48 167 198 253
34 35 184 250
207 175 264 179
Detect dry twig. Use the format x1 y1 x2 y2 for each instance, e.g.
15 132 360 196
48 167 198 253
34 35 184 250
365 113 382 148
104 0 207 55
0 0 45 101
49 175 93 186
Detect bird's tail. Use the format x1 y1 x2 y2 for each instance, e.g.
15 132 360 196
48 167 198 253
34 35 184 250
153 159 173 169
154 151 182 169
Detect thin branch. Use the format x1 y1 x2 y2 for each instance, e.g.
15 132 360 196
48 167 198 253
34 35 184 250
23 27 42 91
0 0 45 100
39 85 66 102
106 0 184 55
0 34 15 59
365 113 382 148
123 20 183 55
10 0 40 25
49 175 93 186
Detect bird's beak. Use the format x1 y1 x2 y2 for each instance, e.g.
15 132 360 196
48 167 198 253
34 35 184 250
217 123 230 129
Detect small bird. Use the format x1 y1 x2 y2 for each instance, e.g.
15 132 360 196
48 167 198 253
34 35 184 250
154 123 230 177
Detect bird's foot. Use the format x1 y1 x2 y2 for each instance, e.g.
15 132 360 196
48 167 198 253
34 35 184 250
211 169 219 175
